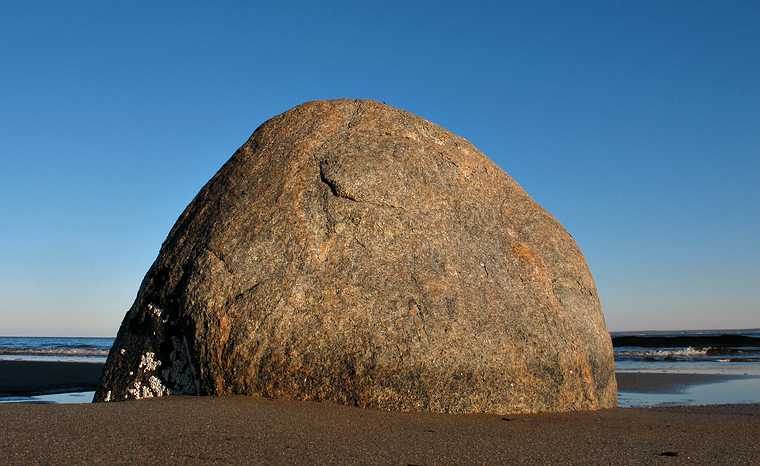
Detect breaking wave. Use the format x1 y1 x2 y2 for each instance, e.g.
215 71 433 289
615 347 711 361
0 337 113 361
0 346 109 358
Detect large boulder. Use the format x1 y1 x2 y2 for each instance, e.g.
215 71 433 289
95 99 617 413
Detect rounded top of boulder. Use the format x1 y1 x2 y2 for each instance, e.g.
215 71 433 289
95 98 617 414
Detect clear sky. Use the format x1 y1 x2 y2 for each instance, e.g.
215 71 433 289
1 2 758 336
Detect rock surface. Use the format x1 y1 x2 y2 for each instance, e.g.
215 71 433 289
95 99 617 413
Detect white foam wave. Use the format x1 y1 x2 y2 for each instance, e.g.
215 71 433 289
615 347 710 360
0 347 109 357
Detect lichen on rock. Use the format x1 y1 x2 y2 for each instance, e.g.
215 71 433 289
139 352 160 372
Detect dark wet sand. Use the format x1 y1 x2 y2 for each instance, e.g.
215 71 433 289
1 397 759 465
0 361 103 395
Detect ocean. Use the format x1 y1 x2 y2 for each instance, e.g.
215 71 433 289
0 336 112 363
2 329 759 406
612 328 760 375
613 328 760 407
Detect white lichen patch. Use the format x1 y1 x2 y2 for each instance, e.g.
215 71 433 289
121 349 176 400
126 375 170 400
147 303 162 318
147 375 170 397
139 352 161 372
127 381 142 399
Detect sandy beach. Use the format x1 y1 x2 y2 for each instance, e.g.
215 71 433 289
0 396 758 465
3 361 760 464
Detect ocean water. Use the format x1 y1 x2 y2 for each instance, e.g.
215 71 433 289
612 328 760 376
612 328 760 407
0 337 109 404
0 336 113 363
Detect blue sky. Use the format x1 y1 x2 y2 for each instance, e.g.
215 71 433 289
1 1 758 336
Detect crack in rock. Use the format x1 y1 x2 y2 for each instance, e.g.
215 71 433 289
319 161 405 211
319 161 358 202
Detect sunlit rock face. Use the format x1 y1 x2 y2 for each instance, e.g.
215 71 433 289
95 99 617 414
